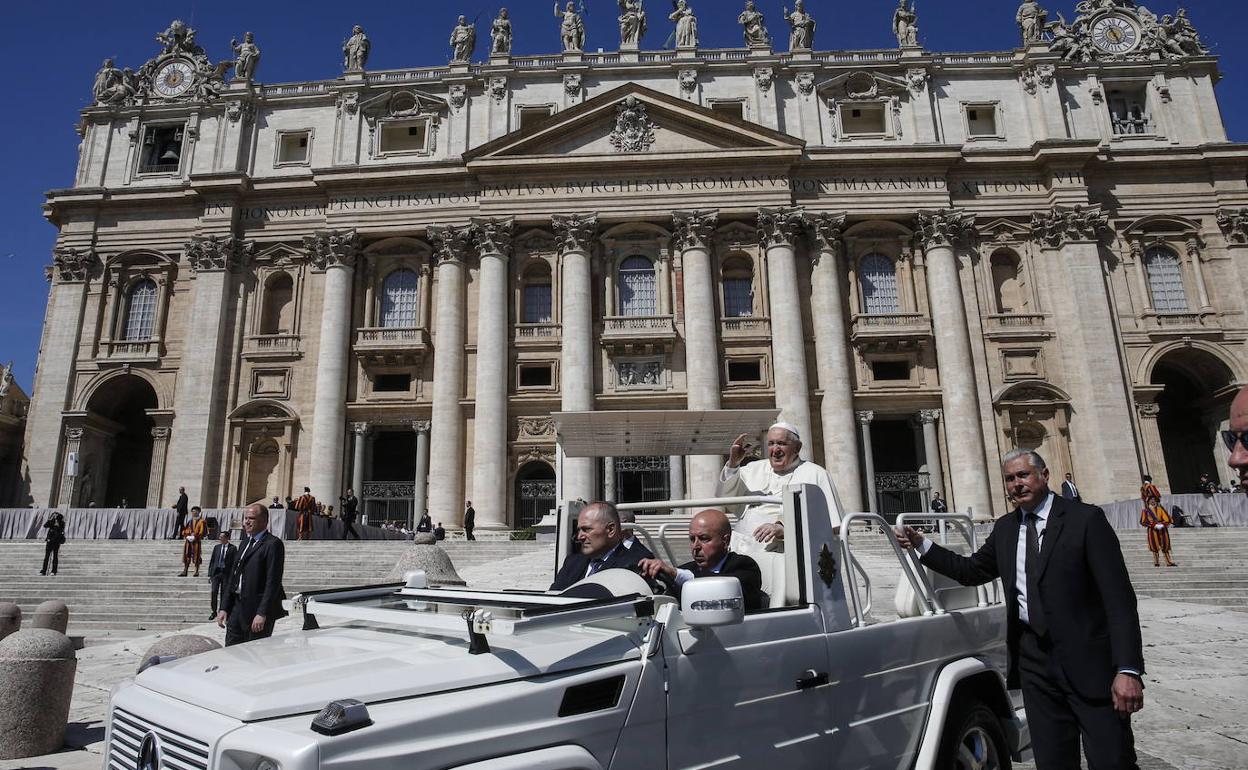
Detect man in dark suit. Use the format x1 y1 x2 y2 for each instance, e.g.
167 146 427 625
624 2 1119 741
339 488 360 540
895 449 1143 770
639 509 764 611
1061 472 1082 502
463 500 476 541
206 531 237 620
550 501 654 591
1228 385 1248 493
171 486 189 539
217 503 287 646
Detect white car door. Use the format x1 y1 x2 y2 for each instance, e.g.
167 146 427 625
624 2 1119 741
663 605 834 770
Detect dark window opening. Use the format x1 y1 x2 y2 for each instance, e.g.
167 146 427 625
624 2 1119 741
871 360 911 381
139 124 184 174
519 365 553 388
518 106 555 130
711 102 745 120
374 374 412 392
727 360 763 383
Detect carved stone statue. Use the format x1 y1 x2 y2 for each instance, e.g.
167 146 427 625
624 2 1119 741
1016 1 1048 45
555 2 585 52
618 0 647 47
449 16 477 62
491 9 513 55
1172 9 1209 55
0 362 12 399
738 1 771 48
343 25 371 71
92 59 121 104
669 0 699 49
230 32 261 80
892 0 919 48
782 1 816 50
156 20 202 56
609 95 657 153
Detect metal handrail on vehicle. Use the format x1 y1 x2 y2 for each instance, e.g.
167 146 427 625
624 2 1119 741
896 512 998 608
631 526 673 565
847 549 872 618
841 513 942 624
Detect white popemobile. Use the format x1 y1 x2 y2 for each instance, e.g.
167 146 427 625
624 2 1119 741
104 414 1030 770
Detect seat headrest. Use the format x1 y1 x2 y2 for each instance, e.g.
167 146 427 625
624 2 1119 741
560 567 654 600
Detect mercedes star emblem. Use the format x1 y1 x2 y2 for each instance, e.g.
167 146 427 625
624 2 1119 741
138 730 162 770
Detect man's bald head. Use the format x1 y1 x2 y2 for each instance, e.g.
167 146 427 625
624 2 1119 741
688 509 732 568
1229 385 1248 490
243 503 269 536
690 508 732 536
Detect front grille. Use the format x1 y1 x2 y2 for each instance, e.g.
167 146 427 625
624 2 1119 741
108 707 210 770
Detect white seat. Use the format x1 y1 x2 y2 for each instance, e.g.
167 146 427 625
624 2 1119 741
894 566 982 617
730 532 787 609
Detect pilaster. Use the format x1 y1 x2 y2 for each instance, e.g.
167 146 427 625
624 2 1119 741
471 217 515 528
552 213 599 503
758 207 814 460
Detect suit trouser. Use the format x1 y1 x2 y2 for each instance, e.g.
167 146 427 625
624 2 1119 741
342 518 359 540
41 541 60 574
171 513 186 539
209 574 227 615
224 603 278 646
1019 627 1139 770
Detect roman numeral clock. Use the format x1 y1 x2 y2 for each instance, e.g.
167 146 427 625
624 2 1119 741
1091 14 1141 55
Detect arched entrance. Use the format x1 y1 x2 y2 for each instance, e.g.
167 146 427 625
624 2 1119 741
1149 348 1236 492
514 461 556 528
81 374 159 507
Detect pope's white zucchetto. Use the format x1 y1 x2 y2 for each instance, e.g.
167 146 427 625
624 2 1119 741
768 422 801 441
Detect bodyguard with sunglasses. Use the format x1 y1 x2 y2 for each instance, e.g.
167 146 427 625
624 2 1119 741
1228 385 1248 494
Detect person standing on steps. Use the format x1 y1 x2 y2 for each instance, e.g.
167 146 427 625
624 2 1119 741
1061 472 1081 502
463 500 476 541
40 510 66 576
179 506 207 576
171 486 188 539
1140 497 1176 568
206 531 237 619
217 503 287 646
339 488 360 540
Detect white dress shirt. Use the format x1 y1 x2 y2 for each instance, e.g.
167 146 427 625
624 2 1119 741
673 552 732 587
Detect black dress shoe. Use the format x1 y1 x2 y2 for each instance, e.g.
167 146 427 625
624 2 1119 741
39 570 46 575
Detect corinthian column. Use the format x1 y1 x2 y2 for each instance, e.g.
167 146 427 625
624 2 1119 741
471 217 514 529
916 210 993 518
553 213 599 502
673 209 723 497
427 225 475 526
1031 205 1140 502
758 207 814 458
166 235 255 506
806 213 862 511
304 229 359 504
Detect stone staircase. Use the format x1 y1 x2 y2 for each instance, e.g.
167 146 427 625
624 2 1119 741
0 539 550 634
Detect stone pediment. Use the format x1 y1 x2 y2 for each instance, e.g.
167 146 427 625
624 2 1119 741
816 71 911 101
465 83 803 167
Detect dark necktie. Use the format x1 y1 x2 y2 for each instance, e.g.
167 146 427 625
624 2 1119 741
234 539 254 593
588 557 606 575
1025 512 1048 637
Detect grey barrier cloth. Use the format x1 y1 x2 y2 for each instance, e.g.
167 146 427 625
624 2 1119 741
1100 493 1248 530
0 508 406 541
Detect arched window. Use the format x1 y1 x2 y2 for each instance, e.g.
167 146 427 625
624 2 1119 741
381 269 419 328
1144 247 1188 312
859 254 899 314
990 251 1023 314
521 263 553 323
722 256 754 318
618 256 657 316
123 279 158 340
260 272 294 334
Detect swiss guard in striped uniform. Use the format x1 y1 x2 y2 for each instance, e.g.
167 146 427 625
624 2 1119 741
1139 477 1176 567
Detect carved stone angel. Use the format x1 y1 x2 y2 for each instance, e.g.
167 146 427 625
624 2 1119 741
782 1 816 50
619 0 647 47
449 16 477 62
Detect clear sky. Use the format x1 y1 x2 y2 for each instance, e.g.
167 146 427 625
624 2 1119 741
1 0 1244 394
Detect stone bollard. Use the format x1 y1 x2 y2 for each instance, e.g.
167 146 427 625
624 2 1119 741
0 603 20 641
387 541 466 586
0 629 77 760
138 634 222 674
30 600 69 634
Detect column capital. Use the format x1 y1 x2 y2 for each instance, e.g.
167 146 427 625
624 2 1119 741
187 235 255 274
1185 236 1203 259
350 422 371 435
916 209 976 251
428 224 475 265
855 410 874 425
302 229 360 270
806 212 848 256
671 209 719 252
918 408 942 424
1136 401 1160 418
1029 205 1109 248
757 206 807 249
470 217 515 259
151 426 171 440
64 426 84 441
411 418 432 433
552 213 599 255
51 247 101 283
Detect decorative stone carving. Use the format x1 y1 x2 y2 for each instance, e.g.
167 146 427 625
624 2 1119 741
427 225 474 265
678 69 698 94
0 363 12 400
807 212 847 256
1047 3 1208 63
449 16 476 63
609 96 656 153
754 67 774 92
564 73 582 97
618 0 647 47
1216 208 1248 245
491 9 513 55
91 20 235 107
336 92 360 115
918 408 943 424
1029 205 1109 247
555 2 586 52
187 235 254 273
856 410 875 425
51 248 100 283
672 210 719 252
1016 1 1048 45
795 72 815 96
230 32 261 80
487 77 508 102
757 207 807 249
892 0 920 48
905 68 929 95
783 1 816 50
63 427 84 442
615 359 664 388
517 416 556 439
343 25 371 71
91 59 139 107
552 213 599 255
303 229 360 270
448 84 467 110
738 2 771 48
226 99 255 123
412 419 432 433
1137 401 1161 418
916 209 977 250
669 1 699 49
151 426 171 441
471 217 515 257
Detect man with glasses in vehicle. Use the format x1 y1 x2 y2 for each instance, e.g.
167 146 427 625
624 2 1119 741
1228 385 1248 497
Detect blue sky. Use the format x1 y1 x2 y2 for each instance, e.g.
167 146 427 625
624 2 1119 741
1 0 1244 393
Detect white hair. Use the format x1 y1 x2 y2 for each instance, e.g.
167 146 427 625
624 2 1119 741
1002 448 1047 471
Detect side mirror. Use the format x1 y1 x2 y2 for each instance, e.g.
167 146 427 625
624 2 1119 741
680 576 745 628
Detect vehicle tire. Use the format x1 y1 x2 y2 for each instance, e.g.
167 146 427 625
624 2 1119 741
935 699 1012 770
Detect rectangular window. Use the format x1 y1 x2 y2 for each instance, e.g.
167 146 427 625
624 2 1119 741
726 359 763 384
138 124 185 174
841 103 887 135
519 364 554 388
710 101 745 120
374 373 412 392
522 284 553 323
518 106 555 130
277 131 311 164
379 120 429 155
966 104 999 138
1106 85 1151 135
871 360 911 382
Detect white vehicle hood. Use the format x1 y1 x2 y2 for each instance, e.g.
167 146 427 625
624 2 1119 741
136 622 644 721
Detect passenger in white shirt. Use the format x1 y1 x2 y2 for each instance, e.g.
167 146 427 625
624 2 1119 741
716 422 841 551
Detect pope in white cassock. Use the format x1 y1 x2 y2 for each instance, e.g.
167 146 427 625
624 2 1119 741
716 422 842 553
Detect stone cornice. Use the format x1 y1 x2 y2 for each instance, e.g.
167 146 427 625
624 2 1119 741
51 248 101 284
302 229 361 270
1216 208 1248 245
551 213 599 256
671 209 719 252
1029 205 1108 248
806 212 848 256
915 209 976 251
470 217 515 258
427 224 475 265
757 206 807 249
186 235 255 274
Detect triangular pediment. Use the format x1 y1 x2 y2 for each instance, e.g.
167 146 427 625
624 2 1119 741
466 83 803 166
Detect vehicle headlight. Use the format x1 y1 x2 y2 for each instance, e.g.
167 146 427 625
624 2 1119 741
254 759 279 770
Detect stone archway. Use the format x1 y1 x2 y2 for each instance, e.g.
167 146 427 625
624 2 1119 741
245 439 281 503
514 461 556 528
77 374 160 507
1148 348 1237 492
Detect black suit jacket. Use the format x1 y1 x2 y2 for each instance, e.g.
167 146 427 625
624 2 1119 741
550 539 655 591
1060 481 1081 501
920 495 1143 699
671 552 765 612
174 494 188 515
222 532 288 623
208 542 237 578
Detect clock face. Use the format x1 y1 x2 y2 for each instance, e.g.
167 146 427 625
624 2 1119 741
153 60 196 98
1091 15 1140 54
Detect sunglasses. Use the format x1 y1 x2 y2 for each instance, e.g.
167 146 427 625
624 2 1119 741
1222 430 1248 452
